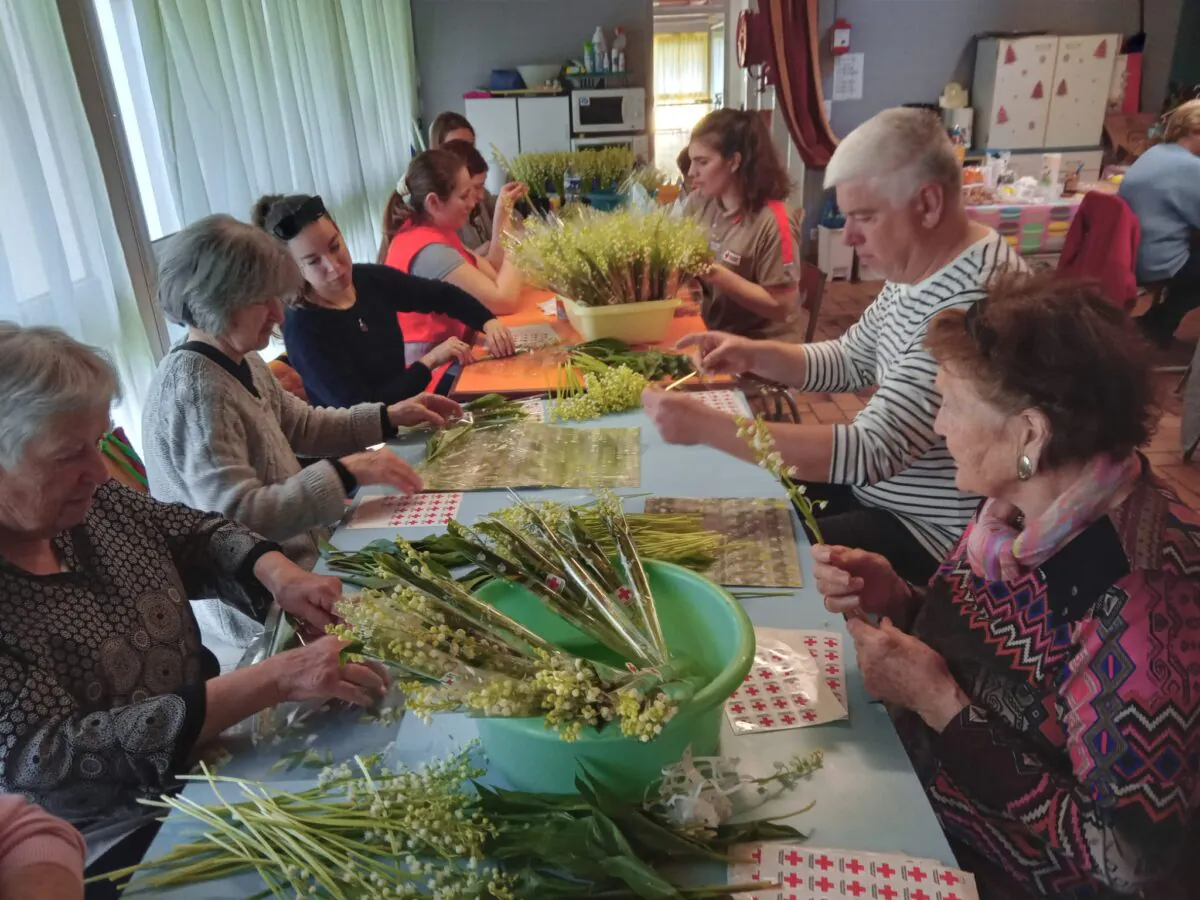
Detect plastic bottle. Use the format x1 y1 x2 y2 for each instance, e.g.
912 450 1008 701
592 26 608 73
563 163 582 205
617 51 626 74
583 42 594 74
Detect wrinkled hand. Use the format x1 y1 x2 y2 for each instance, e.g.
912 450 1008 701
387 392 463 429
811 544 910 618
641 387 721 446
482 319 516 358
339 450 423 494
847 617 969 731
422 337 473 369
272 636 389 707
675 330 757 376
254 551 342 629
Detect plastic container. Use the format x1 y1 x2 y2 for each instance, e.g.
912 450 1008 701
474 560 754 799
592 26 608 72
561 296 682 344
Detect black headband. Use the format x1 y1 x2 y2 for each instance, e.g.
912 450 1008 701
270 195 327 241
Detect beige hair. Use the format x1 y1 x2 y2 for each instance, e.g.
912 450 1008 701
1164 99 1200 144
824 107 962 204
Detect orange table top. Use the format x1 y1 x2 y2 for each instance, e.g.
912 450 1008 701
451 288 727 399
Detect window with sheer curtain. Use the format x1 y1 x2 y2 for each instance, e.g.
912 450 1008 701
95 0 419 262
654 31 711 106
0 0 157 447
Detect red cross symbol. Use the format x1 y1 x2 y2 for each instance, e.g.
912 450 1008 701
769 652 785 662
794 694 809 706
758 668 775 679
766 683 781 694
781 713 796 724
814 876 833 891
805 637 818 646
877 863 895 878
845 859 864 875
825 638 838 647
752 700 767 711
803 710 818 721
846 881 866 897
815 855 834 871
729 702 745 714
940 871 960 886
773 697 789 709
743 674 753 682
745 685 759 696
825 650 838 660
783 850 803 866
912 891 929 900
751 848 762 863
909 866 927 882
759 715 775 726
783 872 802 887
879 886 898 900
946 894 961 900
826 678 840 690
825 664 839 675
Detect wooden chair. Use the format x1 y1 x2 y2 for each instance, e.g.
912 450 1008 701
800 261 826 344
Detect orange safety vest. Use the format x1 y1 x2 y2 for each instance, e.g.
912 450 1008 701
384 224 479 345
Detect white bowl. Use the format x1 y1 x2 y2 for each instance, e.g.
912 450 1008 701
517 64 562 88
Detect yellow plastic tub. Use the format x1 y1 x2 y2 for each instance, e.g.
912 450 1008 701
561 296 681 344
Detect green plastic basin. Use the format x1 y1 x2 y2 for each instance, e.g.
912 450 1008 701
473 561 754 799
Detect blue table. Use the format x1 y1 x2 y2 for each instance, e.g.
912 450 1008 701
133 408 954 897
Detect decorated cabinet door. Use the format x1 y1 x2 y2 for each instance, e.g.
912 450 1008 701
1044 34 1120 148
973 36 1060 150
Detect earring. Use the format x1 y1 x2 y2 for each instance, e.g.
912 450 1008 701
1017 454 1035 481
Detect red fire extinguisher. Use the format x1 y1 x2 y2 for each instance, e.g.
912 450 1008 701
832 18 852 56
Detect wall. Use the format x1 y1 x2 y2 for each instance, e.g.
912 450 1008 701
410 0 653 131
1170 0 1200 93
813 0 1185 137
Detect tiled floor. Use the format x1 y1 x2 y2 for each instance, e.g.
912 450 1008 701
804 280 1200 510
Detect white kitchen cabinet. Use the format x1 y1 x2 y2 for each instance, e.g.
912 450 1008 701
1043 34 1120 148
516 96 571 154
463 95 571 193
973 36 1060 150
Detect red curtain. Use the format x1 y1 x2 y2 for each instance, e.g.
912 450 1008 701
762 0 838 168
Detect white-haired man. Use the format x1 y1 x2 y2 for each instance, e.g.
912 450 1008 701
644 107 1024 584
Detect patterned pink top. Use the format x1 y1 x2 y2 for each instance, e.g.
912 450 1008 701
897 463 1200 899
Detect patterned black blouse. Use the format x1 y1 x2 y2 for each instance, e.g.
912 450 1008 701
0 480 276 840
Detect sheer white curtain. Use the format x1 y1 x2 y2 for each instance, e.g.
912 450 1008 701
0 0 157 448
654 32 711 105
105 0 418 261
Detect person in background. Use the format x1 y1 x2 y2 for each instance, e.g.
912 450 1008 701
379 149 526 365
428 111 504 256
815 276 1200 900
681 108 805 341
442 139 506 267
142 215 459 577
1119 99 1200 346
0 796 85 900
644 108 1024 585
0 324 389 896
254 193 513 408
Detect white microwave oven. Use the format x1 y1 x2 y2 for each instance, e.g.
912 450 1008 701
571 87 646 134
571 133 650 163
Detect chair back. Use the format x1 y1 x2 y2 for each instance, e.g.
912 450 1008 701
1055 191 1141 310
799 261 826 344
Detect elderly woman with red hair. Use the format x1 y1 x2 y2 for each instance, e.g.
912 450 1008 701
815 276 1200 899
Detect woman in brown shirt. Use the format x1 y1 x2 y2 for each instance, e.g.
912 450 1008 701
683 109 804 341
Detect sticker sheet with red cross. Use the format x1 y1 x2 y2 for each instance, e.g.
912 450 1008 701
691 389 752 418
728 844 980 900
725 631 847 734
343 492 464 529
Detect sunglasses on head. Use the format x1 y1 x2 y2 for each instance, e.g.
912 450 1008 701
271 196 327 241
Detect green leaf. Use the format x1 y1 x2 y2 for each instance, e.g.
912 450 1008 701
711 819 807 848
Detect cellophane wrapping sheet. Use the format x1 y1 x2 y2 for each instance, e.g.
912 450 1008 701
644 497 802 587
421 422 641 490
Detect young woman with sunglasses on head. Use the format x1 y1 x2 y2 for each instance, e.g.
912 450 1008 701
253 193 515 408
379 148 527 365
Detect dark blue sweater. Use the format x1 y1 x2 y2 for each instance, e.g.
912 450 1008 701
282 264 493 407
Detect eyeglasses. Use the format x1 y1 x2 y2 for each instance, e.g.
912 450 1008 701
271 196 327 241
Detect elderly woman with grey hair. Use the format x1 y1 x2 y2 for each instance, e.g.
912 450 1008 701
0 324 388 890
645 107 1025 584
143 215 459 576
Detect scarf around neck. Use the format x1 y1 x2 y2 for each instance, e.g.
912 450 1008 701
965 454 1142 582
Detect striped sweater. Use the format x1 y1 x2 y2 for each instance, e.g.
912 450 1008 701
801 232 1024 559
